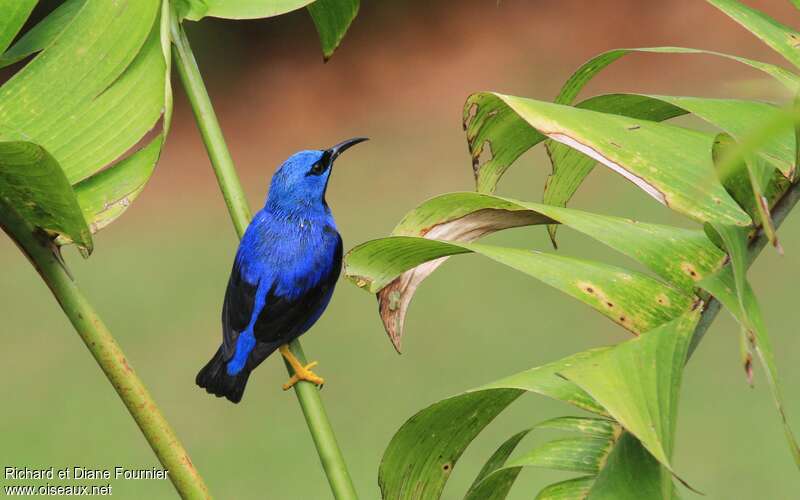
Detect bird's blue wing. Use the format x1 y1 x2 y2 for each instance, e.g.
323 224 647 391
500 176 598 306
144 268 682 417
221 259 258 359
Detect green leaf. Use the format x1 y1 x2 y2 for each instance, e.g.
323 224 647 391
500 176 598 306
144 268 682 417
352 191 727 348
707 0 800 70
712 132 786 252
308 0 359 60
555 48 799 108
477 93 795 245
178 0 359 60
465 417 619 500
71 135 162 235
543 93 688 244
0 0 161 177
378 349 607 500
560 309 701 471
0 0 37 55
347 236 696 351
0 0 86 69
394 192 725 291
0 0 168 247
0 140 91 252
653 95 795 178
181 0 314 20
587 432 674 500
347 192 714 349
699 225 800 467
480 47 798 214
464 93 752 227
534 47 798 242
380 349 677 500
536 476 594 499
464 429 532 500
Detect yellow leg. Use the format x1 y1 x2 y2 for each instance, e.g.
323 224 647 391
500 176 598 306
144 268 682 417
279 344 324 390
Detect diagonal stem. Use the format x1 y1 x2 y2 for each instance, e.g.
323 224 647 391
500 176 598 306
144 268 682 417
169 13 358 500
1 203 209 499
688 179 800 357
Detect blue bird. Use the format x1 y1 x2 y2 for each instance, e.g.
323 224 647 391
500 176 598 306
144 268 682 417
197 138 368 403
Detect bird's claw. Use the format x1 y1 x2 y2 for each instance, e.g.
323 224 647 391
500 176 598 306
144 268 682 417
282 361 325 390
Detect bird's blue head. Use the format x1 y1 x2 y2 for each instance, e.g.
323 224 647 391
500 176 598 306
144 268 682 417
265 137 368 214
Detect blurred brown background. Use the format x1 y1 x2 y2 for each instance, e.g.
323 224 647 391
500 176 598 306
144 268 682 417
2 1 800 498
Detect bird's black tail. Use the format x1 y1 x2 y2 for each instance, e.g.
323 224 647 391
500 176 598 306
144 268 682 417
196 347 251 404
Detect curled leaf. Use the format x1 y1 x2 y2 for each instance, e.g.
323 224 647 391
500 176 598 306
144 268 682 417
346 192 718 350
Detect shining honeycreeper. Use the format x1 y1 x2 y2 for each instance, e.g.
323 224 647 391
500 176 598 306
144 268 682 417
197 138 367 403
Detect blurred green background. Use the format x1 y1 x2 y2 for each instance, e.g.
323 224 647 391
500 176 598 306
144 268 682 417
2 0 800 498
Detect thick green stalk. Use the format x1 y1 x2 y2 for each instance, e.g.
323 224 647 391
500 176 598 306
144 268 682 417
169 14 358 500
1 204 209 500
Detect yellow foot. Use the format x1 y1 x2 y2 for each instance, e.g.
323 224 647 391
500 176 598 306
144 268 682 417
279 345 325 390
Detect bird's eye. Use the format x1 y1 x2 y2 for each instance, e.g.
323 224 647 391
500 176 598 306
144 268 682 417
308 151 332 176
309 161 325 175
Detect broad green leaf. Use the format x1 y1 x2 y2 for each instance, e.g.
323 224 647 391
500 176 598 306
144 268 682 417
0 1 168 247
0 140 91 251
0 0 37 55
71 136 162 234
546 95 796 230
0 4 163 183
561 309 701 471
0 0 86 69
54 23 165 183
652 95 794 178
506 431 672 499
181 0 313 20
0 1 159 152
392 192 725 291
544 93 688 244
353 191 720 348
379 348 676 500
707 0 800 70
378 349 607 500
308 0 359 60
465 93 751 227
536 47 798 240
699 225 800 467
587 432 673 500
347 236 695 351
465 417 620 500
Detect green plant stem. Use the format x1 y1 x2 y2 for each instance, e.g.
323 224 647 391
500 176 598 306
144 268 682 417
169 14 358 500
0 204 209 500
688 179 800 357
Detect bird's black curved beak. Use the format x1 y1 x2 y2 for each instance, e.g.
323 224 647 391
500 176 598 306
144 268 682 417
326 137 368 164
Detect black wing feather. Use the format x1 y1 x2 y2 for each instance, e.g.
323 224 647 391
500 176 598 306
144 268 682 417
221 260 258 359
253 234 343 345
